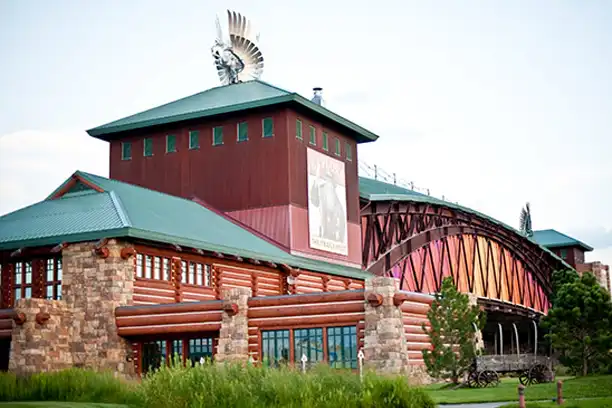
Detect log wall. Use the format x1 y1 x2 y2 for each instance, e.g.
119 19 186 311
247 290 366 363
399 291 433 366
132 245 364 306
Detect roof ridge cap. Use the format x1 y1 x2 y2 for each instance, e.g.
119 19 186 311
108 191 132 227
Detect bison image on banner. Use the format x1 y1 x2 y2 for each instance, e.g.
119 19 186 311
307 148 348 255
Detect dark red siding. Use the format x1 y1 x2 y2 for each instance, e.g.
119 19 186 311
110 108 291 212
285 109 360 224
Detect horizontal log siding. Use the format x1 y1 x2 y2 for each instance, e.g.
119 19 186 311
0 309 14 338
115 300 223 337
247 290 365 362
399 291 434 366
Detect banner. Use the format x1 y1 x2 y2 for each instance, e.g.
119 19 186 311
307 148 348 255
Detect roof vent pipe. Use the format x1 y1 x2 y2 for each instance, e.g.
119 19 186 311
311 87 324 106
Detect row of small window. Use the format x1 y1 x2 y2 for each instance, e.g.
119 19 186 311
262 326 358 369
135 254 212 286
121 118 275 160
141 337 213 373
295 119 353 161
0 259 63 305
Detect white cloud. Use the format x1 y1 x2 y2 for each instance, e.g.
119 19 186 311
0 130 109 216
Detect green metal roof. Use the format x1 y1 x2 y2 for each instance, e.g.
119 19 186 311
0 171 370 280
359 176 573 270
87 80 379 144
532 229 593 252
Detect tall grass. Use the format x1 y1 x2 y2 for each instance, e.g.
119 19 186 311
138 358 435 408
0 368 139 405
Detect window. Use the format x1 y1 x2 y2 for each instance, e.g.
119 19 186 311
142 340 167 373
121 142 132 160
334 138 341 156
135 254 171 281
13 261 33 304
294 328 324 369
345 143 352 162
182 261 211 286
143 138 153 157
166 134 177 153
262 117 274 138
322 132 329 151
327 326 357 369
171 340 183 361
188 338 213 365
189 131 200 150
559 248 567 259
238 122 248 142
213 126 223 146
296 119 303 140
45 258 62 300
262 330 290 367
309 126 316 145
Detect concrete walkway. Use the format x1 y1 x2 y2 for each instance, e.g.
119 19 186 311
439 403 513 408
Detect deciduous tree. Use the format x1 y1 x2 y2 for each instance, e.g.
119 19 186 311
422 277 485 384
542 271 612 376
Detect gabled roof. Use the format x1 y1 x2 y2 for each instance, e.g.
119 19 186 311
0 171 370 280
86 80 379 144
532 229 594 252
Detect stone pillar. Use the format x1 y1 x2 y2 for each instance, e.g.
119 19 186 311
363 277 410 375
467 293 484 352
216 287 251 363
9 299 73 375
62 239 135 375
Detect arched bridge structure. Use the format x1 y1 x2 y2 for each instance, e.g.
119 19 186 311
359 178 568 315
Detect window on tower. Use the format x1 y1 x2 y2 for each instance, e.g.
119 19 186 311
166 134 177 153
189 130 200 149
322 132 329 151
345 143 352 161
238 122 248 142
121 142 132 160
309 126 316 145
262 117 274 138
296 119 303 140
213 126 224 146
144 138 153 157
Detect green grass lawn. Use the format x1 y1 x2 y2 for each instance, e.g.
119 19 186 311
426 375 612 404
500 397 612 408
0 404 127 408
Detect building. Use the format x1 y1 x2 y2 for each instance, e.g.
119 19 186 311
0 80 570 379
533 229 611 294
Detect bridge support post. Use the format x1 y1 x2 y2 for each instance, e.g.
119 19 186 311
363 277 410 376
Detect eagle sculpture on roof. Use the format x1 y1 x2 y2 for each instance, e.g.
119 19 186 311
211 10 264 85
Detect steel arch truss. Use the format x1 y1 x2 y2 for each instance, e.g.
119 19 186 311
361 200 566 313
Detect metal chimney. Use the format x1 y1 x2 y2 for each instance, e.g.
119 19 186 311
311 87 324 106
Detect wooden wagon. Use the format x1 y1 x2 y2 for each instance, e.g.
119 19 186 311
467 354 553 388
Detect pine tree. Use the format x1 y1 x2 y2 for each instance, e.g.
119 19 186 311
541 271 612 376
421 277 485 384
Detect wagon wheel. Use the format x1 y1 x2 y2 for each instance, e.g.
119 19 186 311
529 364 548 384
467 370 481 388
519 369 532 386
478 370 500 388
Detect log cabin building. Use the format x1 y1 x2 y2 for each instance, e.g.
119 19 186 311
0 79 578 380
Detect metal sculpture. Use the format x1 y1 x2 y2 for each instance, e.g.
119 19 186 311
211 10 264 85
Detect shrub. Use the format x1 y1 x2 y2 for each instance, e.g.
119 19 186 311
0 368 139 405
138 359 435 408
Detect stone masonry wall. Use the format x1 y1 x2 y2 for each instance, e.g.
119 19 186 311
363 277 410 375
9 299 73 375
216 287 251 363
9 239 135 377
62 240 135 375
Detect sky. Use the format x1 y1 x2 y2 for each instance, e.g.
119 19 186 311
1 0 611 268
